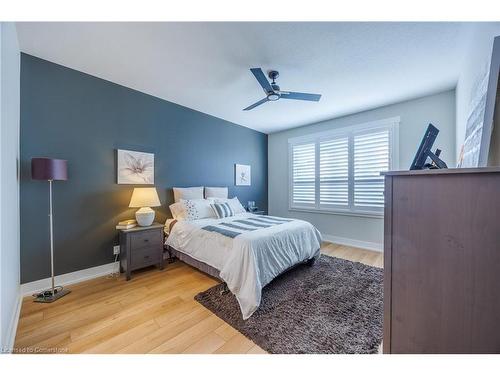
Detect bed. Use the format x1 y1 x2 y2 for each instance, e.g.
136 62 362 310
164 212 322 319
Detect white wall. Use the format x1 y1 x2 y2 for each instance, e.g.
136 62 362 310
268 90 456 249
0 22 21 352
456 23 500 160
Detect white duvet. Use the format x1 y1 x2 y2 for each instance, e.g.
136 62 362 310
165 213 322 319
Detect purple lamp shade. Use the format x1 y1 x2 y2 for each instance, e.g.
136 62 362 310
31 158 68 181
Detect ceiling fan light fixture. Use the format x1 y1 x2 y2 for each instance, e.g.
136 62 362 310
267 92 280 101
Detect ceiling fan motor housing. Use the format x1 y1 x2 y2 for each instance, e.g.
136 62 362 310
268 70 281 100
268 70 280 82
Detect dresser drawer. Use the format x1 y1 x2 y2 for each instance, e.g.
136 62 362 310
130 230 162 250
130 246 160 269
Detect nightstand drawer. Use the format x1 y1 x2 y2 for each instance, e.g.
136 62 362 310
131 247 160 269
130 230 162 250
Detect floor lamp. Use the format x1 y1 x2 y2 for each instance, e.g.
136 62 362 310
31 157 71 303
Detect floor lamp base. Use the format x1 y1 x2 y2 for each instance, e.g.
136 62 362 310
33 288 71 303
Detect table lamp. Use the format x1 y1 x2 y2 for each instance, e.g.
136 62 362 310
31 157 71 302
129 187 161 226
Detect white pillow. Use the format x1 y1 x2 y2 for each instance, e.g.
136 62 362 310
214 197 246 215
169 202 187 221
173 186 204 203
205 187 228 199
180 199 216 221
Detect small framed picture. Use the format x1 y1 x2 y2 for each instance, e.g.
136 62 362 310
117 149 154 184
235 164 251 186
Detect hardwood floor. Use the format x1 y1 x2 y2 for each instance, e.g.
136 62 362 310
14 242 382 354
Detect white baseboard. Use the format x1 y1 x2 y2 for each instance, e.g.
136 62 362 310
20 262 117 296
323 234 383 252
2 262 117 352
4 292 22 353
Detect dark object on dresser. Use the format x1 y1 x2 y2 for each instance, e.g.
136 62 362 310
382 167 500 353
410 123 448 170
119 223 164 280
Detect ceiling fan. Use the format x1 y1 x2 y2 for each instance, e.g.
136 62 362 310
243 68 322 111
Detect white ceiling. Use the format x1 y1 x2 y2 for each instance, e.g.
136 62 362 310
16 22 473 134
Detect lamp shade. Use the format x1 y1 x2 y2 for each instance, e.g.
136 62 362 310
129 187 161 208
31 158 68 181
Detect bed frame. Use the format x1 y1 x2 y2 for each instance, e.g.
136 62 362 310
165 245 223 281
165 244 317 284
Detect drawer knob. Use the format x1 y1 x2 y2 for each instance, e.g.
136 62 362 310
144 239 149 242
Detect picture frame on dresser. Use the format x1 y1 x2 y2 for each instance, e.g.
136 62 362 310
460 35 500 168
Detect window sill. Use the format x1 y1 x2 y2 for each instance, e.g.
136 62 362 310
289 207 384 219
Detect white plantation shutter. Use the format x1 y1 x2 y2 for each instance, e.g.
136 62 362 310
353 130 390 209
289 117 397 215
320 137 349 207
291 142 316 207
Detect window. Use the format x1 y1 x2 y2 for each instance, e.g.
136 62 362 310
289 117 399 217
291 142 316 206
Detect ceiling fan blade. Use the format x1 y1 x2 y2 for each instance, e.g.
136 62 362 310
250 68 273 93
281 92 322 102
243 98 268 111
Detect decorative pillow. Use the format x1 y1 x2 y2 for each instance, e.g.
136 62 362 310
214 197 246 215
230 197 246 214
211 202 235 219
205 187 228 199
173 186 204 203
180 199 216 221
169 202 187 221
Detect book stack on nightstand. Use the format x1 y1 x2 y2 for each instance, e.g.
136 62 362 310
116 219 137 230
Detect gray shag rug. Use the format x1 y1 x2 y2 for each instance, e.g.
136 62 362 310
195 255 383 354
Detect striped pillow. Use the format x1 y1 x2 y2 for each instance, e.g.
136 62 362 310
211 202 234 219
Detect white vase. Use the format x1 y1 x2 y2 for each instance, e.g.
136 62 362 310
135 207 155 226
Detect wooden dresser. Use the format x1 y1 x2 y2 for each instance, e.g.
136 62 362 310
383 167 500 354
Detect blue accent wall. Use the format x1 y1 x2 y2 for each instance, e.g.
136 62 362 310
20 54 268 283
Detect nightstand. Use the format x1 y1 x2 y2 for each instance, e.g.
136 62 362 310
118 222 164 280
